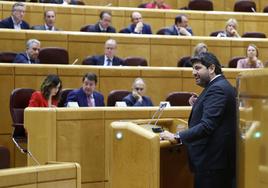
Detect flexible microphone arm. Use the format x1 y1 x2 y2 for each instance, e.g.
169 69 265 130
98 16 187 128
153 103 167 126
147 103 166 125
12 130 40 165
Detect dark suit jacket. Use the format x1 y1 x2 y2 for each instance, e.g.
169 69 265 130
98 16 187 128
40 0 80 4
121 23 152 34
123 93 153 106
0 17 30 29
86 23 116 33
179 75 236 174
66 88 105 107
31 25 59 31
13 52 39 64
90 55 124 66
165 25 193 36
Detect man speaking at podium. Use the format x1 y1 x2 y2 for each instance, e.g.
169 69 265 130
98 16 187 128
160 52 236 188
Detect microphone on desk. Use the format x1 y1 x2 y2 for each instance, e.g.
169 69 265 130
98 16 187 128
105 3 112 6
251 7 256 12
147 103 167 133
72 58 79 65
153 103 167 126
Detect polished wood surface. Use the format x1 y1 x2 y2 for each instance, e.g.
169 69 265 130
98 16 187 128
0 162 81 188
1 30 268 68
0 64 241 169
1 1 268 36
238 69 268 188
24 107 192 188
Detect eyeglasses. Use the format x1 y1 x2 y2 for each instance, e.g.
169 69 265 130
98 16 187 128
135 87 144 91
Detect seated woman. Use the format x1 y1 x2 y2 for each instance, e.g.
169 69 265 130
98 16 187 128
237 44 263 68
217 18 240 38
123 78 153 106
145 0 171 9
28 74 62 107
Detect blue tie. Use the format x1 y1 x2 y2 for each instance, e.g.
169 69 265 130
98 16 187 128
107 58 112 66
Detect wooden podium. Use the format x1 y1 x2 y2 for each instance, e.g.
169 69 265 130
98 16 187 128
109 118 193 188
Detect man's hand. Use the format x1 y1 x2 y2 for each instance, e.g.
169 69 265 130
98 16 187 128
134 22 143 33
132 91 143 102
160 131 177 144
179 27 192 36
189 93 198 106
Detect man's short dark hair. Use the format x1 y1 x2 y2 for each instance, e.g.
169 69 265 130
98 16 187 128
191 52 223 75
99 11 112 19
82 72 98 83
44 10 55 18
175 14 186 25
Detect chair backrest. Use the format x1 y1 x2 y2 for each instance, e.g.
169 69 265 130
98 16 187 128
138 3 148 8
119 28 129 33
177 56 192 67
228 56 245 68
263 6 268 12
107 90 130 106
82 56 95 65
10 88 35 138
242 32 266 38
0 52 17 63
38 47 69 64
58 89 73 107
72 0 85 5
234 0 256 12
80 24 94 32
123 57 148 66
188 0 213 11
0 146 10 169
156 27 169 35
210 30 224 37
165 92 192 106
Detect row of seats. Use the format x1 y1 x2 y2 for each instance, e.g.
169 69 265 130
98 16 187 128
10 88 192 139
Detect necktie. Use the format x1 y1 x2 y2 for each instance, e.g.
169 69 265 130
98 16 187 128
87 95 93 107
107 58 112 66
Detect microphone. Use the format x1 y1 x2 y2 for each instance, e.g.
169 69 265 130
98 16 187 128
105 3 112 6
12 134 40 165
153 103 167 126
72 58 79 65
251 7 256 12
148 103 167 133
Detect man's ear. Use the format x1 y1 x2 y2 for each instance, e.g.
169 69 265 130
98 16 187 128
208 64 215 74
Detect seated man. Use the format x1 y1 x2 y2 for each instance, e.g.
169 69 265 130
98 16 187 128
66 73 105 107
85 11 116 33
0 2 30 30
120 12 152 34
13 39 41 64
123 78 153 106
89 39 124 66
145 0 171 9
32 10 59 31
165 14 193 36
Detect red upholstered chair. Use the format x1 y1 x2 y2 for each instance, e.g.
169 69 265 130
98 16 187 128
80 24 94 32
156 27 169 35
38 47 69 64
263 6 268 12
138 3 148 8
0 52 17 63
0 146 10 169
228 56 245 68
10 88 35 139
188 0 213 11
210 30 224 37
82 56 95 65
234 0 256 12
123 57 148 66
107 90 130 106
165 92 192 106
58 89 73 107
177 56 192 67
242 32 266 38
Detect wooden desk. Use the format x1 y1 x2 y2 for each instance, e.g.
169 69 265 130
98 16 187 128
0 162 81 188
24 107 191 188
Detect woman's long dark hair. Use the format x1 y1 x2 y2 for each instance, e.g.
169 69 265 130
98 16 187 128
40 74 62 100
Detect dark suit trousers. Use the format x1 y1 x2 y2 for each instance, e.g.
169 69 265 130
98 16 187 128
194 169 235 188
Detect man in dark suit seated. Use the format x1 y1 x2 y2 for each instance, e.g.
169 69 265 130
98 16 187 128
32 10 59 31
13 39 41 64
123 78 153 106
120 12 152 34
85 11 116 33
0 2 30 30
66 72 105 107
160 52 236 188
165 14 193 36
39 0 82 5
89 39 124 66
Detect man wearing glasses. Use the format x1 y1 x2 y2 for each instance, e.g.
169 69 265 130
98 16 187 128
0 2 30 30
123 78 153 106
